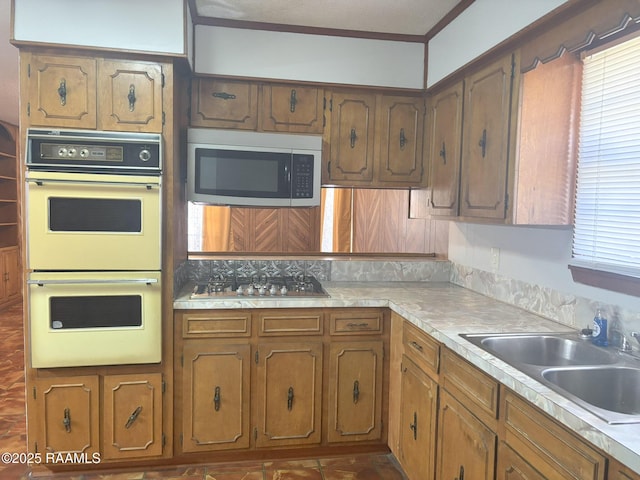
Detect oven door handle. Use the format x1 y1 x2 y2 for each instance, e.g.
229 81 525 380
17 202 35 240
26 178 160 189
28 278 159 286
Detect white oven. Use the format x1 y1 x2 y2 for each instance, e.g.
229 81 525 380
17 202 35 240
26 170 161 271
28 271 162 368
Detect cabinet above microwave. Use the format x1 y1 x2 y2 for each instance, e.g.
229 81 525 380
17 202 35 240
187 128 322 207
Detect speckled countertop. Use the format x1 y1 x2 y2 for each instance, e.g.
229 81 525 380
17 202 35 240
174 281 640 473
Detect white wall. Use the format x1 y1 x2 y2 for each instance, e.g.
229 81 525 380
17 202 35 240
13 0 187 56
195 26 425 89
427 0 567 86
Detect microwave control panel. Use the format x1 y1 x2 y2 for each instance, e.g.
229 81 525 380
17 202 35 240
292 155 314 198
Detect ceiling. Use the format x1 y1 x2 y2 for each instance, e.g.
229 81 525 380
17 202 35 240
0 0 464 126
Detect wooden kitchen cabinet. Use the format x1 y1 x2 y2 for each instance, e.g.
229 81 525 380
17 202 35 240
191 78 259 130
500 390 606 480
608 459 640 480
327 341 384 443
325 91 425 187
33 376 100 455
22 52 164 132
102 373 164 460
427 81 463 217
181 342 251 452
0 246 20 309
398 355 438 480
254 341 323 447
259 84 324 133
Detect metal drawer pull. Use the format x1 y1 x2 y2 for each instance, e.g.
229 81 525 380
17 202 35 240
350 128 357 148
63 407 71 432
58 79 67 106
409 341 423 352
128 84 136 112
347 322 370 329
290 89 297 112
125 406 142 429
409 411 417 440
287 386 294 411
28 278 158 286
353 380 360 404
214 386 221 411
399 128 407 149
440 142 447 164
455 465 465 480
212 91 236 100
479 128 487 158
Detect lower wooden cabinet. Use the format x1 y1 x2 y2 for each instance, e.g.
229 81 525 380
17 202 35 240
0 246 20 309
33 373 163 460
327 341 384 443
398 355 438 480
181 342 251 452
609 459 640 480
254 342 323 447
497 442 547 480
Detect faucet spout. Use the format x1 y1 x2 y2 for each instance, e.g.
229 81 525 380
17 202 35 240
631 331 640 344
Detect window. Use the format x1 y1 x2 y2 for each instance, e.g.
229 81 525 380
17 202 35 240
571 34 640 295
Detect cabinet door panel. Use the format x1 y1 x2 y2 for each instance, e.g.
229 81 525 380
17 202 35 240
328 92 376 183
497 442 547 480
327 341 383 442
261 85 324 133
98 59 163 132
182 343 251 452
377 96 424 184
436 390 496 480
102 373 163 460
255 342 322 447
191 78 258 130
35 376 99 454
460 54 514 220
26 54 97 129
428 82 463 216
398 356 438 480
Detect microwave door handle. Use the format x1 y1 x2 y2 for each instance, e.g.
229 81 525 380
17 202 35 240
28 278 159 286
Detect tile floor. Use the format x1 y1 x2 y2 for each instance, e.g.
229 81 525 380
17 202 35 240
0 302 408 479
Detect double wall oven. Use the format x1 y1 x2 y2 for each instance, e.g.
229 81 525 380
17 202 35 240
25 129 163 368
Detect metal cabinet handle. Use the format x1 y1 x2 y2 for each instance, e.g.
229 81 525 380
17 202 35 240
409 411 417 440
455 465 465 480
350 128 357 148
58 79 67 106
410 341 423 352
399 128 407 150
479 129 487 158
128 84 136 112
214 386 221 411
290 89 297 112
212 91 236 100
347 322 370 329
125 406 142 429
440 142 447 164
287 386 294 411
63 407 71 433
353 380 360 404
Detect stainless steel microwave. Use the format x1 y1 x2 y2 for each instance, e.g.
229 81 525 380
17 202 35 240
187 128 322 207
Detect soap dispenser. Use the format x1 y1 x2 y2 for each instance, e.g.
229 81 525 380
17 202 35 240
592 309 608 346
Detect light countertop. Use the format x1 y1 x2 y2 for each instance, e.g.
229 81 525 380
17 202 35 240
174 281 640 473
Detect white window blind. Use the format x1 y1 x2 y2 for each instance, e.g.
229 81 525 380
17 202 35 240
572 34 640 279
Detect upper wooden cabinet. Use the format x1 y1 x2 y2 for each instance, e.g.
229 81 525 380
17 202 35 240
191 78 259 130
22 53 164 133
191 78 324 134
259 84 324 133
325 91 425 187
427 51 580 225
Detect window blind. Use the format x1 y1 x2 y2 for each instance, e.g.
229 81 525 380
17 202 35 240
572 34 640 279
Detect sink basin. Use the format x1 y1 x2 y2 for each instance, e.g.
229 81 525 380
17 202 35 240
542 367 640 416
462 333 618 366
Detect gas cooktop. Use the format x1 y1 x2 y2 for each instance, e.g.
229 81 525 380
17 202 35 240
190 275 329 299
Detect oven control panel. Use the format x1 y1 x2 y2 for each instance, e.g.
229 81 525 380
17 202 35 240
26 128 162 174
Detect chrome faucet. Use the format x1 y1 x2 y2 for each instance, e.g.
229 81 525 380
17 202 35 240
632 331 640 344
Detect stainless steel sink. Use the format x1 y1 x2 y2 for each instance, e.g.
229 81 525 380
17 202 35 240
475 334 618 366
542 367 640 416
460 332 640 424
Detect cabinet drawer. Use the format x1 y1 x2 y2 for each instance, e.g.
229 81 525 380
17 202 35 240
402 321 439 378
181 311 252 338
330 310 383 335
502 390 606 480
258 311 323 336
441 349 499 427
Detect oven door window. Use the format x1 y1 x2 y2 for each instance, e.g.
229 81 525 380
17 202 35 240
49 295 143 329
49 197 142 232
